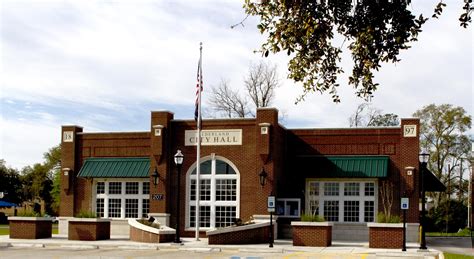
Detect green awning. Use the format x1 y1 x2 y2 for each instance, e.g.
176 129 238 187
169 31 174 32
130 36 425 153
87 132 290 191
77 157 150 178
298 156 389 178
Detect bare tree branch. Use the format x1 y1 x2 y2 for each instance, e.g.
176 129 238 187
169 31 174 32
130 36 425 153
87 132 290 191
208 79 250 118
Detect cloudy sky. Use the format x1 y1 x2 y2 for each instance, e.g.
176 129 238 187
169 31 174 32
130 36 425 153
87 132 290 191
1 0 472 169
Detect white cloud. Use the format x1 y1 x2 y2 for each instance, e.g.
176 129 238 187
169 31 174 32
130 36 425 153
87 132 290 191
1 1 472 168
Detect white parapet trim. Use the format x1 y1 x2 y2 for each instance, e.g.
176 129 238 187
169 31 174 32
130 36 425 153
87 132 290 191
8 216 53 221
291 221 334 227
69 218 111 223
367 223 404 228
128 218 176 235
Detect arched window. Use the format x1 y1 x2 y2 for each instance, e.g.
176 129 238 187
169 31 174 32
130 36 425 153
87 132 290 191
185 156 240 229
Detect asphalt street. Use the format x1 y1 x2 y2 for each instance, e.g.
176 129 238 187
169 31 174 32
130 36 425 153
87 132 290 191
426 237 473 256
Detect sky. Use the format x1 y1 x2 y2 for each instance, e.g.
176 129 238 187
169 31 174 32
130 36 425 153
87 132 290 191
1 0 472 170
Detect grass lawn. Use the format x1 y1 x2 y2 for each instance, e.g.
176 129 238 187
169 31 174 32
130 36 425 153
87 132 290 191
0 224 58 235
427 228 472 237
444 252 474 259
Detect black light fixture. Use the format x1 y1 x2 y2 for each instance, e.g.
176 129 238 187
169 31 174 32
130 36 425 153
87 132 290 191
174 149 184 243
152 167 160 186
419 151 430 250
259 168 267 187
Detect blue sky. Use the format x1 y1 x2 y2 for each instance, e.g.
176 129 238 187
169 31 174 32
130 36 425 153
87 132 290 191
1 0 472 169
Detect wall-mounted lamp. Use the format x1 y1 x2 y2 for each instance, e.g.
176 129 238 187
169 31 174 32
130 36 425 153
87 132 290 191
152 167 160 186
259 168 268 187
62 168 71 191
405 166 415 176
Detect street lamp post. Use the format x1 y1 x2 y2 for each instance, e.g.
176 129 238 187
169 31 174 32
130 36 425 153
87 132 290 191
174 149 184 244
419 151 430 250
259 168 273 248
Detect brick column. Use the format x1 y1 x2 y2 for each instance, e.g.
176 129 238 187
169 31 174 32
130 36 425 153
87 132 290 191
256 108 279 214
150 111 174 215
399 118 420 222
60 125 83 216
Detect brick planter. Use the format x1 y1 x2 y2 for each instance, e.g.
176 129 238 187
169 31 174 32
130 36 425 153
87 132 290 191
8 217 53 239
68 218 111 241
128 219 175 243
367 223 404 248
206 221 274 245
291 221 333 247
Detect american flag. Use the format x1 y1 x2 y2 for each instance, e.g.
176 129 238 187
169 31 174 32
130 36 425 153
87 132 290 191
194 51 203 124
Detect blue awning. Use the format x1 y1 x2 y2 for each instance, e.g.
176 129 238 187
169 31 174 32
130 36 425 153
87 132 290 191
0 201 18 208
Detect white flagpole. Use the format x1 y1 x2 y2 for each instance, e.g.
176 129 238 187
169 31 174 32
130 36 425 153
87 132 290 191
195 42 203 240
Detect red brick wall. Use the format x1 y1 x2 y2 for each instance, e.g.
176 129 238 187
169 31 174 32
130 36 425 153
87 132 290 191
208 225 272 245
292 225 332 247
68 221 110 241
369 226 403 248
129 224 174 243
61 109 421 239
9 220 52 239
286 118 420 222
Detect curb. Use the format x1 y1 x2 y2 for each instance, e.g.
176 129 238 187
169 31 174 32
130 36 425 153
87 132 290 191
60 244 99 249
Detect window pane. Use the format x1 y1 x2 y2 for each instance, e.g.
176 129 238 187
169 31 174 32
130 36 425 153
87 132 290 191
323 200 339 221
309 182 319 196
343 200 360 222
126 182 139 194
96 198 104 218
364 183 375 196
199 206 211 228
190 206 196 227
142 199 149 218
142 182 150 195
96 182 105 194
190 205 211 228
216 179 236 201
108 198 121 218
215 206 236 227
344 183 360 196
287 201 299 216
364 201 375 222
191 160 212 175
109 182 122 194
125 199 139 218
190 180 196 201
215 160 236 174
309 200 319 216
324 182 339 196
200 179 211 201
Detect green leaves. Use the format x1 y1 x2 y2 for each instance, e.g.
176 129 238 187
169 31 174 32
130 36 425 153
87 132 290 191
243 1 471 103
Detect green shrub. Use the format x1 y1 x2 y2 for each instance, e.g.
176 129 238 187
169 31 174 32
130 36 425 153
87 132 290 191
17 210 43 217
137 218 160 229
300 212 326 222
74 210 97 218
377 212 401 223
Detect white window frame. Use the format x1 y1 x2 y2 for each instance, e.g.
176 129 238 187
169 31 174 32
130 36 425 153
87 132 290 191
185 155 240 230
92 178 150 219
305 178 378 223
276 198 301 218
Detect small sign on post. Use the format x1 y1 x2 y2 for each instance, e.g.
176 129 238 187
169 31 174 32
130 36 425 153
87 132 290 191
268 196 275 213
401 198 409 210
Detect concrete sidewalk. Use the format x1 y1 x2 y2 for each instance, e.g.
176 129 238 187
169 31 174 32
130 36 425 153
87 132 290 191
0 234 443 258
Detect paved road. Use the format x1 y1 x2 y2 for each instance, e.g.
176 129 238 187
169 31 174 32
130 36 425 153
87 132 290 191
0 246 429 259
427 237 473 256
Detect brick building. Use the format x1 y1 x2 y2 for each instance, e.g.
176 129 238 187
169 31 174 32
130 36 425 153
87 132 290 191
59 108 443 241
